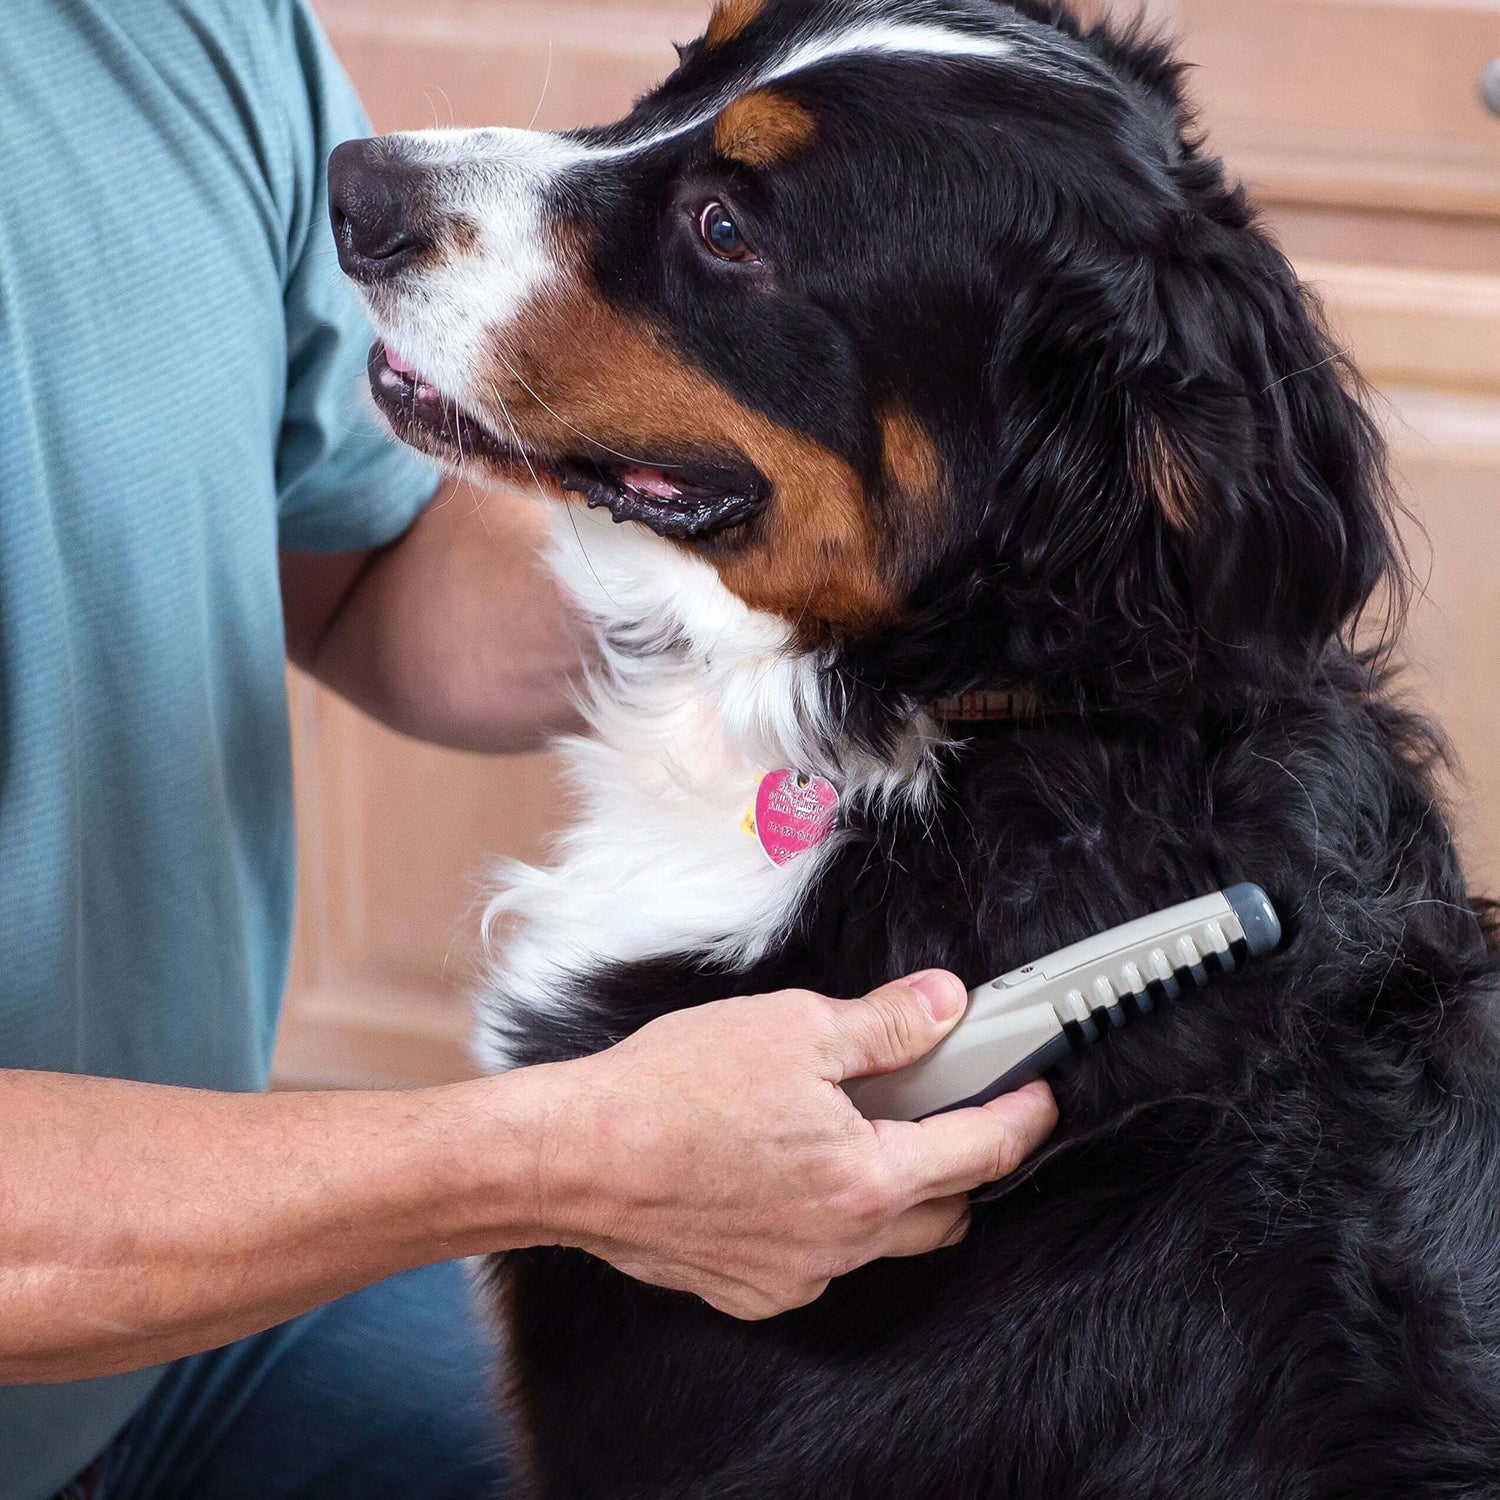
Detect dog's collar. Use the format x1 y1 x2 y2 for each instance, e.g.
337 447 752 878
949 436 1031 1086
929 689 1052 723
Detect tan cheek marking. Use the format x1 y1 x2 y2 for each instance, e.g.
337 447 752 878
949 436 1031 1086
705 0 766 49
486 289 896 636
713 91 816 170
877 404 949 591
879 405 942 495
1133 422 1197 530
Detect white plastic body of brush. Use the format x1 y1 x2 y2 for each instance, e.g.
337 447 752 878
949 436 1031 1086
845 884 1281 1122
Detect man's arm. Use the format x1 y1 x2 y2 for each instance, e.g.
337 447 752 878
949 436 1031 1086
280 477 584 753
0 973 1055 1384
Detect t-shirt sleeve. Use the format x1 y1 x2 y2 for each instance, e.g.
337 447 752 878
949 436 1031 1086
272 0 440 553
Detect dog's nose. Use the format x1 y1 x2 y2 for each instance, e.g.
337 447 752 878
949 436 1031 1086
328 139 433 279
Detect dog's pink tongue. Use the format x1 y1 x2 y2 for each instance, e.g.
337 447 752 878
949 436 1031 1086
619 466 681 500
384 344 416 375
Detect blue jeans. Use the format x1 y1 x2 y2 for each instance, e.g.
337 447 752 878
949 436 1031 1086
62 1261 510 1499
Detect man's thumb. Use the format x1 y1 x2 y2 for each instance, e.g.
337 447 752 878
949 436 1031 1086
830 971 969 1082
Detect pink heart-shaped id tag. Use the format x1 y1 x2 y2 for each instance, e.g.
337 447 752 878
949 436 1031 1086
753 770 841 867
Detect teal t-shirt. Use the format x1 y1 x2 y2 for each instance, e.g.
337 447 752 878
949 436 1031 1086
0 2 438 1494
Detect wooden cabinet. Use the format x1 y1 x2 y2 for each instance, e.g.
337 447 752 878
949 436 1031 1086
274 682 561 1086
1179 0 1500 216
316 0 701 135
276 0 1500 1087
1172 0 1500 896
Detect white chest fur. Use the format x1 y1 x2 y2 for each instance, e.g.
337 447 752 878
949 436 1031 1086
477 506 938 1070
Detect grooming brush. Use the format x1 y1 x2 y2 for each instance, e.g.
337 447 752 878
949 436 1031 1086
845 884 1281 1121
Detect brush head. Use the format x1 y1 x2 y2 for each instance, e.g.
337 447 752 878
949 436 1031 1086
846 885 1282 1122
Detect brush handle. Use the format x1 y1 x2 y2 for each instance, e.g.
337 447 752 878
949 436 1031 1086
845 884 1280 1122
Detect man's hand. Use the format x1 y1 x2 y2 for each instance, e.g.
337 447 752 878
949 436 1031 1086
0 975 1053 1382
512 973 1057 1320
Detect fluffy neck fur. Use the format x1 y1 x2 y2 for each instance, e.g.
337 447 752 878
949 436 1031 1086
478 506 942 1069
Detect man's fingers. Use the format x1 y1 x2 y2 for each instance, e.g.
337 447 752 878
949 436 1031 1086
822 971 969 1082
874 1194 973 1260
894 1081 1059 1197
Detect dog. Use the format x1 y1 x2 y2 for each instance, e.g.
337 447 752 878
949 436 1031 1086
329 1 1500 1493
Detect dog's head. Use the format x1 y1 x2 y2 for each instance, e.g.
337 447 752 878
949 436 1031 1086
331 0 1397 725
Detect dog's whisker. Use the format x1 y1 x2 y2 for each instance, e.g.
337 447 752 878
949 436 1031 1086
1261 346 1353 394
486 338 686 472
526 42 554 133
486 378 622 611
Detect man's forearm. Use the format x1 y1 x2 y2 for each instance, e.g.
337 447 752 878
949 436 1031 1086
1 978 1057 1383
0 1069 539 1384
284 479 585 754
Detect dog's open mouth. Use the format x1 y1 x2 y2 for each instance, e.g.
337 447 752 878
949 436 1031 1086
368 344 768 540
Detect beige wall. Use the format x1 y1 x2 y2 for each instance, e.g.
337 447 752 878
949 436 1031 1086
275 0 1500 1087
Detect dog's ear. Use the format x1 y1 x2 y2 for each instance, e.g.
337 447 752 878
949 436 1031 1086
1129 226 1399 664
977 210 1399 699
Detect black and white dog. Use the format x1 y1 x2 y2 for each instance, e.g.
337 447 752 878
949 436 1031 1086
331 1 1500 1493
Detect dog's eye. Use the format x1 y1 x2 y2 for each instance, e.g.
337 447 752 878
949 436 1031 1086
698 202 756 263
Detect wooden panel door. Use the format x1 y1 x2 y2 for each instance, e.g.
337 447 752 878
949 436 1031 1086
1385 393 1500 891
280 0 1500 1087
1176 0 1500 216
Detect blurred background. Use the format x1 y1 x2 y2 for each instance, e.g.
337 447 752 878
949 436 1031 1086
272 0 1500 1090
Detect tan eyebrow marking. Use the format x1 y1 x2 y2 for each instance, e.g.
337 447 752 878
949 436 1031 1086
705 0 767 49
713 89 816 170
